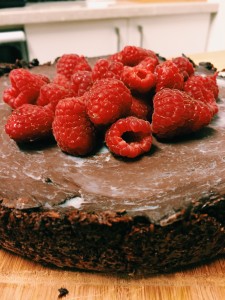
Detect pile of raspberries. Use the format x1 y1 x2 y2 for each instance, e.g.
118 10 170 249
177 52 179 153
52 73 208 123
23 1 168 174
3 45 219 158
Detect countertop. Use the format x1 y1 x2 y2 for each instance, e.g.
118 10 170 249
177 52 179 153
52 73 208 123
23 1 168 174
0 0 219 27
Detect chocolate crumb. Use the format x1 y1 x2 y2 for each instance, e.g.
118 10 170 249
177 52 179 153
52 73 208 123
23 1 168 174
218 70 225 78
44 177 53 184
199 61 217 71
29 58 40 67
0 58 40 77
156 53 166 61
58 287 69 298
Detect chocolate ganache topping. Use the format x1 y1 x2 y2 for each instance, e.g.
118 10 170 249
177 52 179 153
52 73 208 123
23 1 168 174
0 61 225 226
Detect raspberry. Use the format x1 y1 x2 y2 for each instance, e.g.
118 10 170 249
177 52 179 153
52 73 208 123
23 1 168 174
172 56 195 80
189 99 213 132
86 78 132 126
151 88 212 139
36 74 51 84
5 104 54 142
52 98 96 156
52 74 71 90
122 65 156 93
70 70 93 97
92 58 124 81
154 60 184 92
136 56 159 73
74 58 92 73
201 72 219 99
105 116 152 158
184 74 218 115
3 68 48 109
36 83 73 110
121 45 158 66
56 54 91 80
108 51 123 63
129 96 152 120
184 73 219 98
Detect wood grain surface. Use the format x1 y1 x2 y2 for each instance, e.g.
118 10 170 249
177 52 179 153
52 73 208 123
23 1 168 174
0 249 224 300
1 51 225 300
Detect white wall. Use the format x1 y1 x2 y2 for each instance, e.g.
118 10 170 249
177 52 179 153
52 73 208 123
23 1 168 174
207 0 225 51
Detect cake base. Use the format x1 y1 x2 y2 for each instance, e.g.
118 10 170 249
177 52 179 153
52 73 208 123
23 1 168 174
0 60 225 275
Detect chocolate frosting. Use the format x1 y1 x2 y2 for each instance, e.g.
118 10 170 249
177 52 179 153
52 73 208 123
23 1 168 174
1 63 225 226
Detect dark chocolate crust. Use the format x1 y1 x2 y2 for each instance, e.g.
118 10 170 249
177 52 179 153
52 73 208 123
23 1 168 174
0 60 225 275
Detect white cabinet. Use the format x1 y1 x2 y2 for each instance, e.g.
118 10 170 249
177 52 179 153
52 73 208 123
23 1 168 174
0 2 219 63
207 0 225 51
128 13 212 58
26 13 213 63
25 19 128 63
23 4 216 63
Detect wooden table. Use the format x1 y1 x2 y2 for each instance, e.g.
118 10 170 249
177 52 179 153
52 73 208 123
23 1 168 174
0 249 224 300
1 50 225 300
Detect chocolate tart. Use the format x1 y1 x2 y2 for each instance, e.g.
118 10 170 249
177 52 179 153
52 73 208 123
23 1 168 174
0 58 225 275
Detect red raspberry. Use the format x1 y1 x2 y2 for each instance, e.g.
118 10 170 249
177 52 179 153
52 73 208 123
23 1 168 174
74 58 92 73
129 96 152 120
92 58 124 81
201 72 219 99
105 116 152 158
151 88 212 139
3 69 48 109
122 65 156 93
36 74 51 84
5 104 54 142
121 45 158 66
86 78 132 126
56 54 91 80
36 83 73 110
189 99 213 132
70 70 93 97
154 60 184 92
52 74 71 90
172 56 195 80
184 73 219 98
136 56 159 73
184 74 218 115
53 98 96 156
108 51 123 63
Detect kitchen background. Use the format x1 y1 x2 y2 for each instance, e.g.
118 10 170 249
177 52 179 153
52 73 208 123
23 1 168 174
0 0 224 64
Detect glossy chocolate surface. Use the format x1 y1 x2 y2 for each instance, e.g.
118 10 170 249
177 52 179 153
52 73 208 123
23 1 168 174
1 62 225 226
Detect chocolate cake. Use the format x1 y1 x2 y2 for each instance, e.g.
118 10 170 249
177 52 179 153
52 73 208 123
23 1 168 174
0 58 225 275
